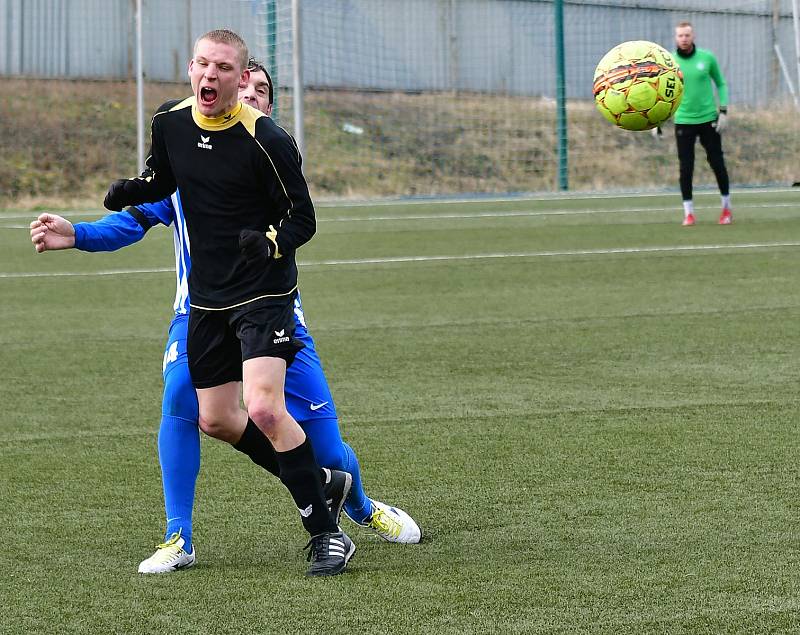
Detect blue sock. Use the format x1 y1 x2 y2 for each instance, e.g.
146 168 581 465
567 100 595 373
340 442 373 523
303 417 372 523
158 415 200 550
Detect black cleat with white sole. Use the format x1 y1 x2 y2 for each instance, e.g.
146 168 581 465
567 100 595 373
322 468 352 526
305 530 355 577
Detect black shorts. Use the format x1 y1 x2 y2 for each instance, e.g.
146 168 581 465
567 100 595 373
187 294 305 389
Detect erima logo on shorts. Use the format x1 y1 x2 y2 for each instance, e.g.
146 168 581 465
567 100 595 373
197 135 212 150
273 329 290 344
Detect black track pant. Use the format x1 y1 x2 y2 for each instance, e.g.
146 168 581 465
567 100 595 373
675 122 729 200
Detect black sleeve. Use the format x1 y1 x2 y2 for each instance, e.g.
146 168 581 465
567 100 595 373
136 105 178 202
258 124 316 256
110 101 179 207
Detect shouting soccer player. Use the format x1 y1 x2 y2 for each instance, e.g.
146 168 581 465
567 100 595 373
109 28 340 576
32 54 421 576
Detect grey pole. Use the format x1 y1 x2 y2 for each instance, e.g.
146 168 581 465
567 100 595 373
136 0 145 174
554 0 568 191
793 0 800 100
292 0 305 166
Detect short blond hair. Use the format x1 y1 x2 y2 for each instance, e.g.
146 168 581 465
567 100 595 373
194 29 248 70
676 21 693 30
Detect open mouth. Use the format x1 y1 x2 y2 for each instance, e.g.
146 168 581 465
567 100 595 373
199 86 218 106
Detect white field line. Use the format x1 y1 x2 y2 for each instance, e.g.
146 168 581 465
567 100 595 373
2 241 799 279
0 267 175 279
300 242 800 267
313 186 800 207
5 186 794 220
316 202 800 223
2 201 799 228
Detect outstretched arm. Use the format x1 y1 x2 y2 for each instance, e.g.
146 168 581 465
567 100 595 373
73 211 149 251
30 198 175 254
30 210 146 253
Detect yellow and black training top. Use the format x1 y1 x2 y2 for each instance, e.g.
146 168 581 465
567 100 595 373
126 97 316 310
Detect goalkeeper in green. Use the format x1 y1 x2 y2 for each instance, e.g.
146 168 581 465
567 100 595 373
656 21 732 226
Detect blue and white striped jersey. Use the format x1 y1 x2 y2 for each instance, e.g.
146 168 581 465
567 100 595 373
74 192 192 315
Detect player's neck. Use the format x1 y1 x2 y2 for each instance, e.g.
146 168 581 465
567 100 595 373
676 44 696 58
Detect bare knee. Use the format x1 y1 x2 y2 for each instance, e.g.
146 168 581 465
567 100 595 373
198 410 239 443
247 397 286 439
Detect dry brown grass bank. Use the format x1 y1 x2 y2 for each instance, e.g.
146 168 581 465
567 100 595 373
1 78 797 209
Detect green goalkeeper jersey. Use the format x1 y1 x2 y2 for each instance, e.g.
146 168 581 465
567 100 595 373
673 46 728 125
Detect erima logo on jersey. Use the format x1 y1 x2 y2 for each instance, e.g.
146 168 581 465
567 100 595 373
273 329 290 344
197 135 212 150
298 504 313 518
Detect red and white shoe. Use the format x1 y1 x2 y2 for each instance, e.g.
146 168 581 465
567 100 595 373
682 213 696 227
719 208 733 225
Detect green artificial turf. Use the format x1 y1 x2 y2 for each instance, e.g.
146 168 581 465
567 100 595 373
1 189 799 633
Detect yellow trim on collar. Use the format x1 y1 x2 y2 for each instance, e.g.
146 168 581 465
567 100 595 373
191 101 245 131
169 97 264 135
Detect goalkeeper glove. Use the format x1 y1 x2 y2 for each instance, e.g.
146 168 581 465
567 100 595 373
104 179 142 211
650 127 663 140
714 108 728 134
239 229 273 265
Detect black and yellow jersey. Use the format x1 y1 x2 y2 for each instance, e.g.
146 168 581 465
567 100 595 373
124 97 316 310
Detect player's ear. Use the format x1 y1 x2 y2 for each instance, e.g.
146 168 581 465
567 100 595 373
265 104 273 117
187 59 194 78
239 68 250 89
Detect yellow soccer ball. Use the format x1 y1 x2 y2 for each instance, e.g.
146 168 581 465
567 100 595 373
593 40 684 131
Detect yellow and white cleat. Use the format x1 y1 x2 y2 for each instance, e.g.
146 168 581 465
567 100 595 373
358 500 422 544
138 532 196 574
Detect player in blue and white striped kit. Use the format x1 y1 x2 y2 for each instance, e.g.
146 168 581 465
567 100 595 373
29 60 420 574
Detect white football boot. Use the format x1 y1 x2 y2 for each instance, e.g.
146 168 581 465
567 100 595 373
138 532 196 574
351 499 422 544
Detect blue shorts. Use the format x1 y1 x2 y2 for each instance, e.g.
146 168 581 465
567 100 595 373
162 294 337 424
